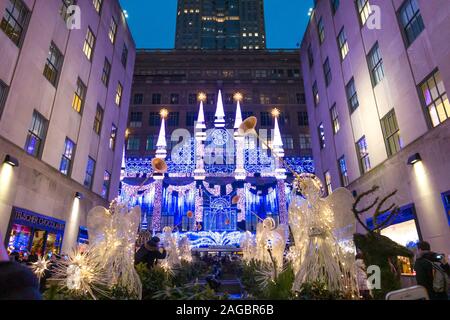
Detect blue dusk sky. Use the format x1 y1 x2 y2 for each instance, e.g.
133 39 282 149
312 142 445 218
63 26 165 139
119 0 314 49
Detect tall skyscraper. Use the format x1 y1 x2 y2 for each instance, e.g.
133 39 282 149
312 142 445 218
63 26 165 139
175 0 266 50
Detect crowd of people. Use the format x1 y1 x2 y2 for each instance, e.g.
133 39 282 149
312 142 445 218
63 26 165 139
1 229 449 300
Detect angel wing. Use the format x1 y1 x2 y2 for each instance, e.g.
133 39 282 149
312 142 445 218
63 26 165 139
324 187 356 245
87 206 111 244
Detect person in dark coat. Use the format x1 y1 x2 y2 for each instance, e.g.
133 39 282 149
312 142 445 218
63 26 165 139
0 232 42 300
414 241 450 300
135 237 167 270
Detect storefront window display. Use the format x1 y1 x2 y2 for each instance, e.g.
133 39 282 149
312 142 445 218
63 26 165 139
367 204 420 276
442 191 450 226
6 207 65 257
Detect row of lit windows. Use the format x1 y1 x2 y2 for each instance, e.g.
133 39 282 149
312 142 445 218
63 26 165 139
318 69 448 182
24 110 113 199
128 110 309 128
132 92 306 106
310 0 425 68
126 134 312 153
136 68 301 79
1 0 129 70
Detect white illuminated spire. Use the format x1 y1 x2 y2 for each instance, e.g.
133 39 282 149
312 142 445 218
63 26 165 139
156 111 167 160
234 101 243 129
273 116 284 153
156 118 167 148
214 90 225 128
196 100 206 129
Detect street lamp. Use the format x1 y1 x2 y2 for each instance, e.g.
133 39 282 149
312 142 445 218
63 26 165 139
4 155 19 167
407 153 422 166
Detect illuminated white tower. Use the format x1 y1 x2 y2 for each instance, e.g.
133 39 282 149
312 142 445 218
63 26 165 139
214 90 226 128
272 108 287 180
156 108 168 160
194 93 207 181
233 93 246 180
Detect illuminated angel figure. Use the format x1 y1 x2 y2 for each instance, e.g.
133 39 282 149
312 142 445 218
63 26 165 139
87 200 142 299
160 226 180 268
255 217 288 276
240 231 256 263
289 174 358 298
178 236 192 263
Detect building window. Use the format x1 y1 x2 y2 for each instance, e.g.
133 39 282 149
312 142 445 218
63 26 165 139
60 0 75 21
168 112 179 126
312 81 319 106
109 124 117 150
260 112 273 127
127 136 140 151
188 94 197 105
255 70 267 78
277 93 289 104
206 93 216 105
337 27 349 60
186 111 197 126
317 17 325 44
323 58 332 87
93 0 103 14
399 0 424 45
146 136 157 151
170 93 179 104
367 42 384 86
356 136 371 174
242 111 254 120
338 156 349 187
0 80 9 118
318 123 326 149
25 111 47 158
72 78 87 114
381 109 402 157
60 138 76 176
152 94 162 104
259 94 271 105
299 134 312 150
282 136 294 149
121 44 128 68
83 27 96 61
296 93 306 104
101 58 111 86
130 111 142 128
133 93 143 105
298 111 309 126
102 171 111 199
356 0 372 26
324 171 332 195
93 104 103 134
149 112 160 126
330 103 340 134
115 82 123 106
84 157 96 189
0 0 29 46
346 78 359 112
43 43 63 86
330 0 340 14
420 70 449 127
108 17 117 44
308 44 314 67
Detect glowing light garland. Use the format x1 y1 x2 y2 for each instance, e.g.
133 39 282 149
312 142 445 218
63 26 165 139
277 180 288 224
151 181 163 231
